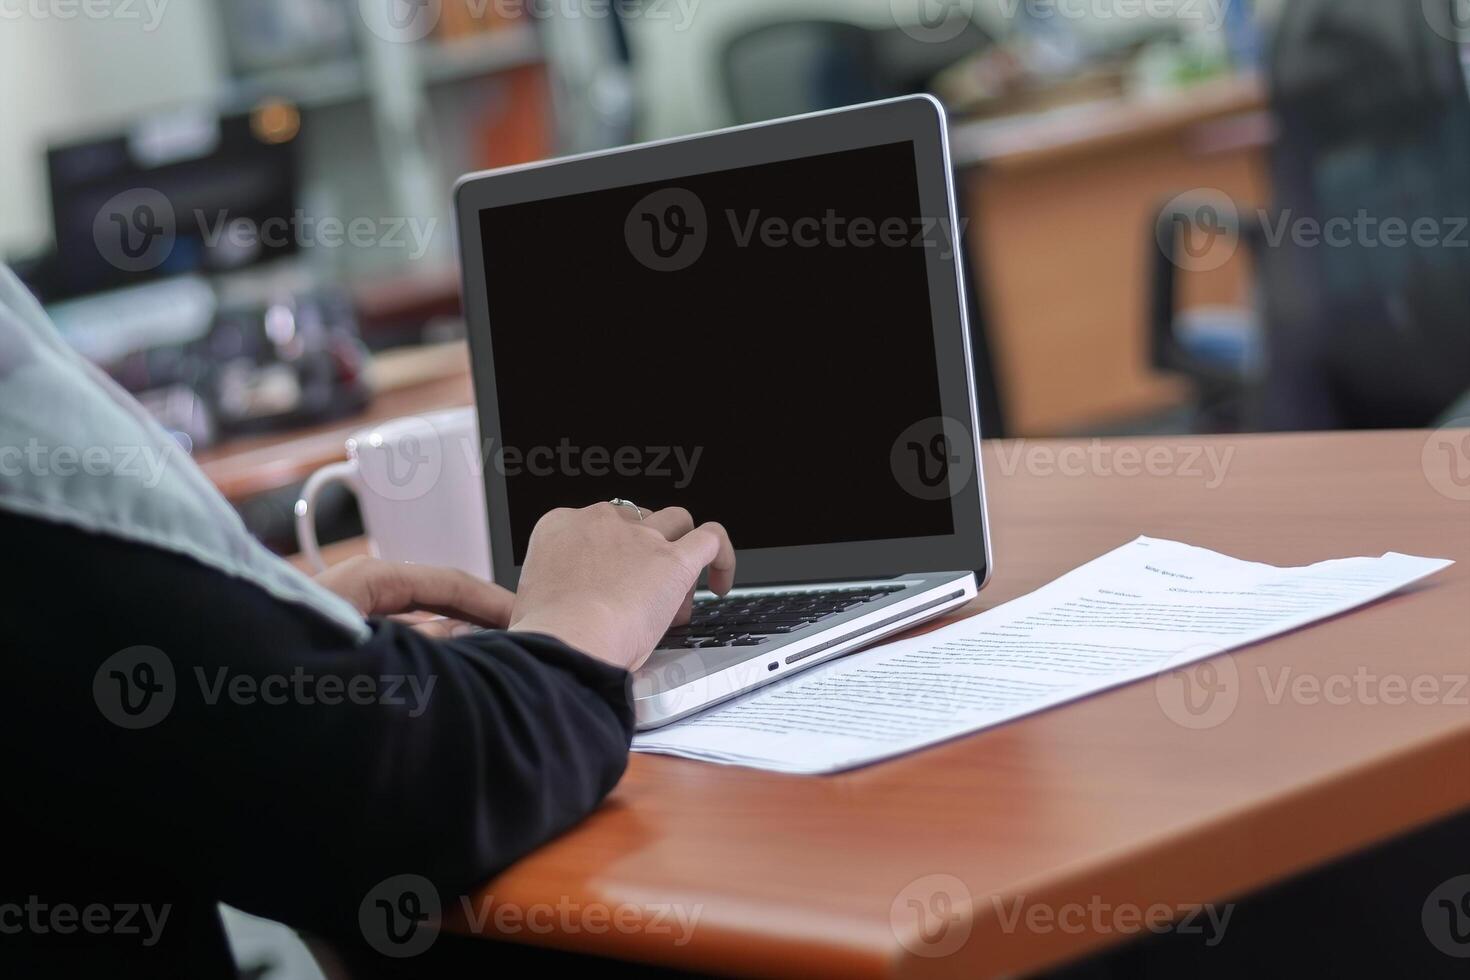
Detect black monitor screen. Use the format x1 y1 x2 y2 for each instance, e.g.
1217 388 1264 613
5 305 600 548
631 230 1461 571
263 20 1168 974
47 111 299 300
479 140 955 563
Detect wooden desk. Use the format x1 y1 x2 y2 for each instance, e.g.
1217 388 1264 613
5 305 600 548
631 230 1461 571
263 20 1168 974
371 430 1463 977
956 74 1273 435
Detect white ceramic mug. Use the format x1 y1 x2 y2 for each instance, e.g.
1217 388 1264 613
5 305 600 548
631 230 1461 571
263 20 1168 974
295 407 492 580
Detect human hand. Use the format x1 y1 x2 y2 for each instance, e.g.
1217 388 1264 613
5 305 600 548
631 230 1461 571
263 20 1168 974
509 503 736 671
315 556 514 636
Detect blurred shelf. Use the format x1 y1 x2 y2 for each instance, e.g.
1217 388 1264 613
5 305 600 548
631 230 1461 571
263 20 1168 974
227 57 367 111
225 24 542 111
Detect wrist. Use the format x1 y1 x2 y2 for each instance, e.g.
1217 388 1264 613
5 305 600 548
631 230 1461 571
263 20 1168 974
510 601 631 668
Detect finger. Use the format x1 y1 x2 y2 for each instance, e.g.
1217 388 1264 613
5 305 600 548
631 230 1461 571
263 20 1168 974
642 506 694 541
670 524 737 595
367 563 515 629
411 618 476 639
697 521 737 594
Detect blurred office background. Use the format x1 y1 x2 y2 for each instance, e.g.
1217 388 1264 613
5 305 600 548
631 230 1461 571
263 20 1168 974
5 0 1470 522
4 1 1469 975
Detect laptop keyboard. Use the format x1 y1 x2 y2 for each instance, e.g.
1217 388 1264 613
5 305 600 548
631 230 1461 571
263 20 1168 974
659 585 908 649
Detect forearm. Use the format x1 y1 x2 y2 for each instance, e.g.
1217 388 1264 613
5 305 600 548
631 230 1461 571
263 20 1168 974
1 510 634 939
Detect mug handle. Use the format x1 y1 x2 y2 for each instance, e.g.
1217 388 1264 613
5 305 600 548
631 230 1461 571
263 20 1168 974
295 461 358 573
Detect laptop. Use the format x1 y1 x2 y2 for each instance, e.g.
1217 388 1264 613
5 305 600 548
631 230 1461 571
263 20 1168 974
454 96 992 729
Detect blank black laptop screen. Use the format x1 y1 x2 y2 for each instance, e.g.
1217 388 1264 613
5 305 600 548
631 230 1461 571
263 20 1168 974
479 140 955 563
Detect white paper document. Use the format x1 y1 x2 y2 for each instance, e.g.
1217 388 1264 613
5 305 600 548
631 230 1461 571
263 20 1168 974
632 537 1452 775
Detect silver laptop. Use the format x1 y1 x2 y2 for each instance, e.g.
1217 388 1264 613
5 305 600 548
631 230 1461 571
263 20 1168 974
454 96 993 729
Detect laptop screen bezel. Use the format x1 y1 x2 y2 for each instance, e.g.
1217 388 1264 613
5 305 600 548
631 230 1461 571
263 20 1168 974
454 95 991 590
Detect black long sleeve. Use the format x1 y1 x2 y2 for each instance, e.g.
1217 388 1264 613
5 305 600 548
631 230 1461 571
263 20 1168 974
0 509 634 976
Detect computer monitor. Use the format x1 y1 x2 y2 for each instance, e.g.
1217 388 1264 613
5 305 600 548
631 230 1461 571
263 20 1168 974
46 107 300 301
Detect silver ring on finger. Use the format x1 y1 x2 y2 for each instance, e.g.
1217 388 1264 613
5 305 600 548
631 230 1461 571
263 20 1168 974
609 498 645 520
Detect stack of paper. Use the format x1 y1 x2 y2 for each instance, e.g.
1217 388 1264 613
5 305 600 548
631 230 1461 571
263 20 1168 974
632 537 1452 775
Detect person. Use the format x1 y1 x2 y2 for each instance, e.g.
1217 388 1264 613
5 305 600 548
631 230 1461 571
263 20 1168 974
0 262 735 977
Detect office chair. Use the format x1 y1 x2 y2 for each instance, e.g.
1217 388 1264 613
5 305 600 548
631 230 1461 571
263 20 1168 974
720 19 993 126
1152 0 1470 432
718 18 1008 437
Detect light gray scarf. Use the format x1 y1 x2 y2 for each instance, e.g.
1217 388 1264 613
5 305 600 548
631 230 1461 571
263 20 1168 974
0 264 369 642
